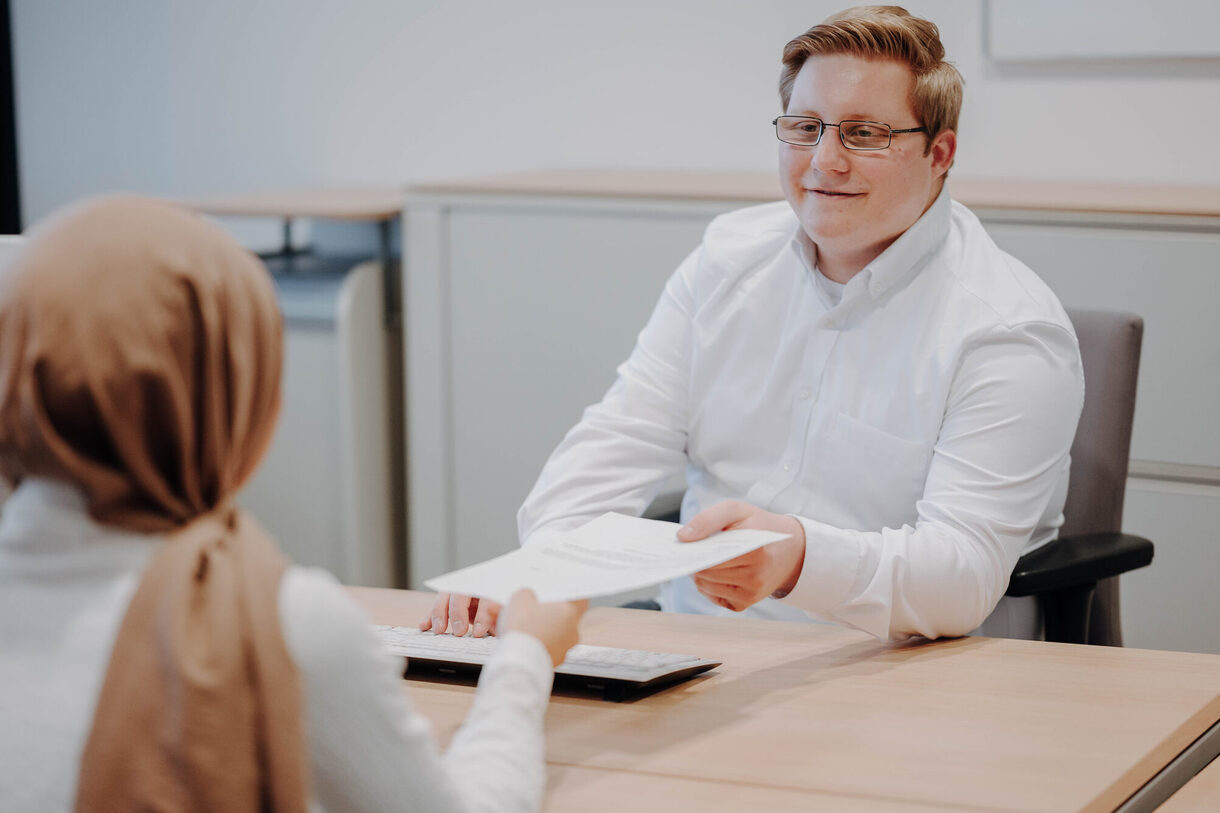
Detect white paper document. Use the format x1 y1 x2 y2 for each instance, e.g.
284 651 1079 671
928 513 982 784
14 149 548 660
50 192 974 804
423 512 790 604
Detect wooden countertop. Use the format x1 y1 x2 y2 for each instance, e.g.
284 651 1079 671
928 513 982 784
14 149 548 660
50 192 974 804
407 169 1220 219
180 173 1220 221
184 187 405 221
408 170 783 203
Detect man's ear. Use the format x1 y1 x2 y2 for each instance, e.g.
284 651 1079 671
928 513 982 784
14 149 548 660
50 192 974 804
928 129 956 178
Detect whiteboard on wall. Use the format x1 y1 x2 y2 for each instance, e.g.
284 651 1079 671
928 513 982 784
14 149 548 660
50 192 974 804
987 0 1220 61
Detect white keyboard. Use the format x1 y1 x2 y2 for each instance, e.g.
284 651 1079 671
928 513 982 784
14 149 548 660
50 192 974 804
373 626 720 695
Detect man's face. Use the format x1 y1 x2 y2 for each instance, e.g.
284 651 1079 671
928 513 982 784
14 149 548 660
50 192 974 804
779 54 955 277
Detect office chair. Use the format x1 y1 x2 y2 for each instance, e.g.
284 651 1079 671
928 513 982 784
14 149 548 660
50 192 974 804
1004 309 1153 645
636 309 1154 645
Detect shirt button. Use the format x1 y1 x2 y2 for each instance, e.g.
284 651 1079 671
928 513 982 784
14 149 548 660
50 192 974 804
782 462 792 472
798 389 811 400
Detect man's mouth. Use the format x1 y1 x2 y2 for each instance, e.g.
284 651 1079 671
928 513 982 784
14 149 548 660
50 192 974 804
811 189 862 197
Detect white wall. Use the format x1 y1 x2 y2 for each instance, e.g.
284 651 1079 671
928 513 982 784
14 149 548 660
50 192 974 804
13 0 1220 225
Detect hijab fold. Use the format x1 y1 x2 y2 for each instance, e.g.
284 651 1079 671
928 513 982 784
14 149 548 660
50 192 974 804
0 197 308 811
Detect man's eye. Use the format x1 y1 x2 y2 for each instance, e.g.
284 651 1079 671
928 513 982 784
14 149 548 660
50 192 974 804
849 126 878 138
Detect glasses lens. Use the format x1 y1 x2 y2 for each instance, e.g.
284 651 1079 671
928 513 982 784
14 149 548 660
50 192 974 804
841 121 891 150
777 117 822 145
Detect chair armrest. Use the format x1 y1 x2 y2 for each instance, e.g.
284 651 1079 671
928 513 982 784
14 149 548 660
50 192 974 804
1006 532 1154 597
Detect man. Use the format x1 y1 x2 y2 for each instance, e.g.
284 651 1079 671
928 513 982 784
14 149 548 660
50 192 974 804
424 5 1083 642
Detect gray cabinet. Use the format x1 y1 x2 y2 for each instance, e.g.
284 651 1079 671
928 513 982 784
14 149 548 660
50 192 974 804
405 192 734 584
241 260 399 587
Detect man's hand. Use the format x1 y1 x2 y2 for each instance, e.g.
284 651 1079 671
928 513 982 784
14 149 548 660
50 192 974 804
677 500 806 612
420 593 502 637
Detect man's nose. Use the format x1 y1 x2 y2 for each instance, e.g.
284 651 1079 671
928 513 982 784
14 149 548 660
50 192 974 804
811 129 851 173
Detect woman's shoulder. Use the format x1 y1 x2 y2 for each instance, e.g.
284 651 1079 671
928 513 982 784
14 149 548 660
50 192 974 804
277 566 392 683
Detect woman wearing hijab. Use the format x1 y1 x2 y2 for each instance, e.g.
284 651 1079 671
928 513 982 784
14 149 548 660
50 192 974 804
0 196 584 812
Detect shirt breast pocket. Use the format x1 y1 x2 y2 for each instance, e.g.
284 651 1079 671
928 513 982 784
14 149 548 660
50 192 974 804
807 412 932 531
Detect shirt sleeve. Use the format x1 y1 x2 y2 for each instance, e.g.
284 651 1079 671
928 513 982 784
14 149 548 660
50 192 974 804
783 320 1084 641
516 247 699 545
278 568 555 813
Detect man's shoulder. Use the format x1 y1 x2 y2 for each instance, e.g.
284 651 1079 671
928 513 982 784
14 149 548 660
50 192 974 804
693 201 798 271
942 200 1074 335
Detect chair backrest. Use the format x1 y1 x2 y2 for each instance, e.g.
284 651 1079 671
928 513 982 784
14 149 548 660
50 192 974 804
1061 308 1144 645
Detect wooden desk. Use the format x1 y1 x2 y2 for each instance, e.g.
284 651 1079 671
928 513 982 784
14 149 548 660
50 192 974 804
350 588 1220 812
184 187 405 276
185 187 405 221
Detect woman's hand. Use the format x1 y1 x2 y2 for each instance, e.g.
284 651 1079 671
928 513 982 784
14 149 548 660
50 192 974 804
500 589 587 667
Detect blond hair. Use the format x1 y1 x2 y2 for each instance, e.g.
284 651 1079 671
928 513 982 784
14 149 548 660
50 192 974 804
778 5 962 154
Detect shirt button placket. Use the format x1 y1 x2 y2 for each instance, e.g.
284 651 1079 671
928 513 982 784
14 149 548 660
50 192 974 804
786 327 838 485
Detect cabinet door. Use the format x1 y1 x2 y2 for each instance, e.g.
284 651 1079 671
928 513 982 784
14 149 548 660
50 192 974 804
1121 482 1220 654
984 222 1220 469
241 326 344 574
241 264 396 587
444 205 715 569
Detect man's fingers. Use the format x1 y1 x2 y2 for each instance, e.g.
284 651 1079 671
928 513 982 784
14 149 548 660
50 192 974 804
472 599 502 637
697 569 756 587
677 500 751 542
693 573 732 594
696 551 762 576
694 578 747 611
693 548 766 584
693 574 744 601
424 593 452 633
448 594 477 636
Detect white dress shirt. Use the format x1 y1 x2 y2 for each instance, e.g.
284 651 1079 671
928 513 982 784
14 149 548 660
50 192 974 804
519 189 1083 642
0 478 554 813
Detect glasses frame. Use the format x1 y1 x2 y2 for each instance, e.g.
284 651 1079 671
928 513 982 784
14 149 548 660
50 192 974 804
772 116 927 151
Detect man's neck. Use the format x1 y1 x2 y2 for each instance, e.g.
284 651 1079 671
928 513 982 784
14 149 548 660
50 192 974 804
815 243 888 285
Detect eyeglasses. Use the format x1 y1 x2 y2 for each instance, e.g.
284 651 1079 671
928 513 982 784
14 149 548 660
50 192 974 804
772 116 927 151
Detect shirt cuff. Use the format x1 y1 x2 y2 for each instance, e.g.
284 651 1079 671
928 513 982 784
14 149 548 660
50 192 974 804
782 515 865 616
481 631 555 703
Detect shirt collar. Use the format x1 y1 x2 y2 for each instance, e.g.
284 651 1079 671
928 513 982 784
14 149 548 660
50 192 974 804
788 185 952 301
863 185 951 298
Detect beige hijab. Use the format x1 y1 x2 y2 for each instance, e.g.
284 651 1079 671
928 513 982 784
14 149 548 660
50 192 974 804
0 197 308 811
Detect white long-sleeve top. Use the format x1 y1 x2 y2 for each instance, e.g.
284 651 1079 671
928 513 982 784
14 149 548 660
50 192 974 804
519 189 1083 642
0 478 554 813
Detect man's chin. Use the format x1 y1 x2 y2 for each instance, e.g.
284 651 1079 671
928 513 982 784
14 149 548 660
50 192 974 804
798 217 860 245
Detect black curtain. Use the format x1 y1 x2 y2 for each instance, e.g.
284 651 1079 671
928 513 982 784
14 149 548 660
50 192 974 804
0 0 19 233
